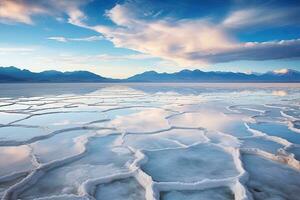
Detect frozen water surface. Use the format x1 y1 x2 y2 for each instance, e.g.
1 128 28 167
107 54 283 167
14 112 107 131
0 145 34 177
286 146 300 161
109 108 172 133
141 143 239 182
161 187 234 200
0 126 49 143
169 111 253 137
0 83 299 200
0 112 28 125
95 178 145 200
240 137 284 154
248 121 300 144
19 135 134 199
30 129 101 163
242 154 300 200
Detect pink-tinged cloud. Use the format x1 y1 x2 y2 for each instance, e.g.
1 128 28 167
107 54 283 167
0 0 47 24
70 3 300 67
0 0 88 25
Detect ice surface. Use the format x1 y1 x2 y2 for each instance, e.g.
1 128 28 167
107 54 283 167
30 129 97 163
228 104 267 116
282 109 300 120
243 154 300 200
95 178 145 200
286 146 300 161
123 134 181 150
0 125 49 144
248 121 300 144
0 83 299 200
240 137 284 154
141 143 239 182
161 187 234 200
290 120 300 132
109 108 172 133
0 103 31 111
0 112 28 125
123 129 208 150
20 135 134 199
169 111 253 137
14 112 107 131
0 145 34 177
0 175 27 199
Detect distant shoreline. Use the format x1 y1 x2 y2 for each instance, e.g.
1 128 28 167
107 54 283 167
1 82 299 98
1 66 300 83
1 82 300 86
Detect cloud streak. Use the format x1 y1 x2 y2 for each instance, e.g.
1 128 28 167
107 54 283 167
188 39 300 63
0 47 35 55
48 35 103 42
222 7 300 29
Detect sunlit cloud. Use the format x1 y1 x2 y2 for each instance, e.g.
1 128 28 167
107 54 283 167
0 0 88 25
71 3 300 68
85 4 237 67
0 0 47 24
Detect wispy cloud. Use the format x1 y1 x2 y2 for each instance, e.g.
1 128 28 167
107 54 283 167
95 53 156 61
0 0 47 24
222 7 300 28
0 47 35 54
188 39 300 63
33 53 155 66
0 0 88 25
47 37 68 42
48 35 103 42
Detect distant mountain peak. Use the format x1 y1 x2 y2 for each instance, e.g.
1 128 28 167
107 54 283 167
0 66 299 83
0 66 110 83
127 68 300 83
141 70 158 74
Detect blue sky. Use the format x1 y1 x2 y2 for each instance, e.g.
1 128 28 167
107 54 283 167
0 0 300 78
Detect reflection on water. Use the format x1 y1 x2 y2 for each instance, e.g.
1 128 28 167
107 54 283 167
272 90 288 96
0 83 299 200
0 83 299 97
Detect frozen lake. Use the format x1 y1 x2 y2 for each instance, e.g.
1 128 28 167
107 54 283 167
0 83 300 200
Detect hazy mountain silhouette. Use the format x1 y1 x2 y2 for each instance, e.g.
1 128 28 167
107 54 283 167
0 66 299 83
0 66 112 83
127 69 300 82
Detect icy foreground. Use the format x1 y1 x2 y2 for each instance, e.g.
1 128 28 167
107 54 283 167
0 83 300 200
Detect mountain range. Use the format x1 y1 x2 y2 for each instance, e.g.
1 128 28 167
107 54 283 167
0 67 112 83
0 66 299 83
